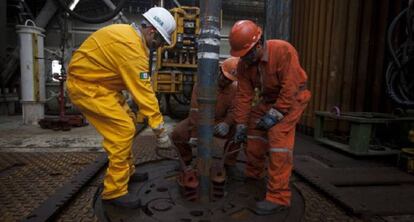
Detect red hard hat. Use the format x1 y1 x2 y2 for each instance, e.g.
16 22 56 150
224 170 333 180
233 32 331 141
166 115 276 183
229 20 262 57
220 57 239 81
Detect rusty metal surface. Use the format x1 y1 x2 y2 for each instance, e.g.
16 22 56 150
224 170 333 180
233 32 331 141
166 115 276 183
4 133 410 221
0 152 101 221
38 115 87 131
293 181 363 222
295 155 414 215
55 135 160 221
294 135 414 216
23 154 107 222
94 160 305 222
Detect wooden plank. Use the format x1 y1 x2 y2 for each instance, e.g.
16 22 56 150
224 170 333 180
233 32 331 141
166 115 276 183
291 0 298 46
326 0 349 110
300 0 309 126
302 0 310 69
354 0 374 111
314 0 328 114
370 0 389 112
304 0 313 128
320 0 335 113
291 0 305 125
306 0 321 128
338 0 361 132
296 0 305 57
341 0 360 113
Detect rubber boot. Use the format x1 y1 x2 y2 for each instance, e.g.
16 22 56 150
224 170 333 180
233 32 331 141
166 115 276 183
102 193 140 209
129 172 149 183
254 200 288 215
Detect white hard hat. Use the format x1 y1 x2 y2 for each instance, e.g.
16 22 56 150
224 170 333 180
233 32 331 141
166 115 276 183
143 7 176 45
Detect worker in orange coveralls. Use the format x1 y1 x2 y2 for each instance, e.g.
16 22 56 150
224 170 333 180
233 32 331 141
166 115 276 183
229 20 311 215
171 57 243 179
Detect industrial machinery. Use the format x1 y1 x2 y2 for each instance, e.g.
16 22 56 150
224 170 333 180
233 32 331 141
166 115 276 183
386 0 414 108
152 6 200 116
387 0 414 173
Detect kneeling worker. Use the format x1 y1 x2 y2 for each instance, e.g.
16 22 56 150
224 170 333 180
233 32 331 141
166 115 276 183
66 7 176 208
171 57 242 179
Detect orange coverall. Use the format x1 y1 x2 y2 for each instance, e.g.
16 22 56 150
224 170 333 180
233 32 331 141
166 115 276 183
235 40 311 206
171 83 239 165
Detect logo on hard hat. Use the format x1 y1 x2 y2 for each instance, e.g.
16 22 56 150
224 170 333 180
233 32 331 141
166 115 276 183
153 16 164 27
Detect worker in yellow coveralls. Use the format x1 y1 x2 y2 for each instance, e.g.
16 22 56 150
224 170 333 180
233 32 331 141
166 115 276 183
66 7 176 208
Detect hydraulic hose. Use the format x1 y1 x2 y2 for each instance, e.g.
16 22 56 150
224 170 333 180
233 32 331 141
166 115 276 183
172 94 191 105
385 50 414 107
387 8 407 68
55 0 127 24
386 6 414 108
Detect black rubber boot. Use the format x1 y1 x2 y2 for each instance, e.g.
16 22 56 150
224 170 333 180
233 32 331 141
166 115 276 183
102 193 140 209
129 172 149 183
224 164 245 181
254 200 288 215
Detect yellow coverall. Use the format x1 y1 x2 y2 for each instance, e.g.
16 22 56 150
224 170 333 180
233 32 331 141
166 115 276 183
66 24 163 199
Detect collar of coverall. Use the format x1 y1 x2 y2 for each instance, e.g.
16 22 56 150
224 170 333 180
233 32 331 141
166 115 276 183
244 42 269 66
260 41 269 62
131 23 150 56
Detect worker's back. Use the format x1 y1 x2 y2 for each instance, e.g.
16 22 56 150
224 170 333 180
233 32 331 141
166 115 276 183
68 24 149 91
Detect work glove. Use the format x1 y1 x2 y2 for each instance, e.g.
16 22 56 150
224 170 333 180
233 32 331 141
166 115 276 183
153 123 172 148
188 137 198 147
234 124 247 144
256 108 284 130
214 122 230 136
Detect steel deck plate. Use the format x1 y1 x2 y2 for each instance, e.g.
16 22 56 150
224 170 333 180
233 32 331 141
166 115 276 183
94 160 305 222
0 152 100 221
294 135 414 216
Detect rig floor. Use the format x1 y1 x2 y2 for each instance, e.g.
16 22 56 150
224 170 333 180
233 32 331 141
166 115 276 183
0 116 413 222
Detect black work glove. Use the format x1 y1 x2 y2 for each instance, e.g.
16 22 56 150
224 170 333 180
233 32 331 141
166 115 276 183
256 108 284 130
234 124 247 144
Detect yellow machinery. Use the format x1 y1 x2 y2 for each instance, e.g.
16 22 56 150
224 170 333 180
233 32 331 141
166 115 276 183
152 6 200 110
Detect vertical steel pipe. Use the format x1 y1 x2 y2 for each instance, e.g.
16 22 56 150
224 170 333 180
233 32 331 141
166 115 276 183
0 0 6 60
196 0 221 203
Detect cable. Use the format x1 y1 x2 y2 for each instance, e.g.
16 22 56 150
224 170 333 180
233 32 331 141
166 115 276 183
387 8 407 68
386 5 414 108
55 0 127 24
385 49 414 107
172 94 191 105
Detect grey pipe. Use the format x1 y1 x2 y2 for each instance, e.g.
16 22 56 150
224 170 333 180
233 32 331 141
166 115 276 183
102 0 129 23
172 0 182 7
35 0 59 28
196 0 221 203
